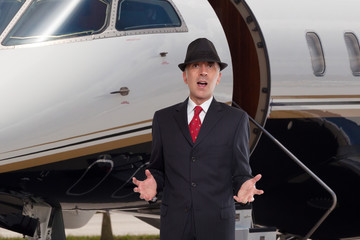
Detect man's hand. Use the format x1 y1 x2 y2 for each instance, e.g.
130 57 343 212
234 174 264 204
133 169 157 201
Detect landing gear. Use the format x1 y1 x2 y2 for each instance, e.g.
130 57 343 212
22 198 65 240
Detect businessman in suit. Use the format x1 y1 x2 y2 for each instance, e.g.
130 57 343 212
133 38 263 240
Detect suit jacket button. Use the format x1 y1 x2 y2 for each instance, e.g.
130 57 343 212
191 182 197 187
192 157 196 162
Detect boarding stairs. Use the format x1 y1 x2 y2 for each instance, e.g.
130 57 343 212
232 102 337 240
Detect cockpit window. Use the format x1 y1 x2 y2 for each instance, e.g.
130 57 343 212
0 0 25 35
116 0 181 31
2 0 110 46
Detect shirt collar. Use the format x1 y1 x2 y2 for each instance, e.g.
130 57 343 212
187 96 213 114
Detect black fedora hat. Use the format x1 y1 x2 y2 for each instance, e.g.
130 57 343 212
178 38 228 72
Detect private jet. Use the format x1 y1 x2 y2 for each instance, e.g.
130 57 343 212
0 0 359 239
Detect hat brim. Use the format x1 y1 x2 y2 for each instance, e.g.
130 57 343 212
178 61 228 72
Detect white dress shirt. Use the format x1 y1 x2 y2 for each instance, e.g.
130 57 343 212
187 96 213 124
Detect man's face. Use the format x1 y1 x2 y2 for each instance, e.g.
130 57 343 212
183 62 221 105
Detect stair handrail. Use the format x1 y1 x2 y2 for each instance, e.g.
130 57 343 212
232 101 337 240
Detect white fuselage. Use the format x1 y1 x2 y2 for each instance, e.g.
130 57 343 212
0 0 233 171
1 0 360 169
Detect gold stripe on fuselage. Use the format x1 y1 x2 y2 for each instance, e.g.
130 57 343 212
271 95 360 99
270 95 360 118
270 109 360 119
1 120 152 155
0 133 152 174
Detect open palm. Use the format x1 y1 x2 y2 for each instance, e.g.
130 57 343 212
133 169 157 201
234 174 264 204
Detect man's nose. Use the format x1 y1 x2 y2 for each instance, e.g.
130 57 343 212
199 64 208 75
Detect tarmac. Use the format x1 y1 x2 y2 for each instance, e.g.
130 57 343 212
0 212 159 238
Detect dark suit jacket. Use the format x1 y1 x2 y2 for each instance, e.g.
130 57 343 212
148 98 252 240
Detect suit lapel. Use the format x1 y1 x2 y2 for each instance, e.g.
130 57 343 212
174 98 225 147
174 98 194 146
194 98 224 147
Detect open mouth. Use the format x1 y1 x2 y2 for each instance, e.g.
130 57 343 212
197 81 208 87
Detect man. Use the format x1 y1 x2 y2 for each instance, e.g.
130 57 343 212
133 38 263 240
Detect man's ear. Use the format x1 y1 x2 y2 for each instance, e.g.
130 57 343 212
216 72 221 85
183 71 188 84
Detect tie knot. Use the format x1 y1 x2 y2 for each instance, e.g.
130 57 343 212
194 106 203 116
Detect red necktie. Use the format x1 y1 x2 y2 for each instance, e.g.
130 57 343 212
189 106 203 143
